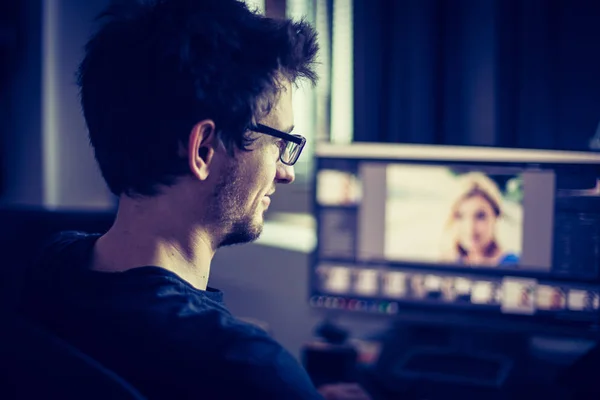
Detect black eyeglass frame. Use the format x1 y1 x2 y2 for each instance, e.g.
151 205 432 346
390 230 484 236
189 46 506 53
248 123 306 166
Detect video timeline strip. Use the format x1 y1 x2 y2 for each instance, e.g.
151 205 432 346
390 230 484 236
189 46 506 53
315 265 600 315
310 296 399 315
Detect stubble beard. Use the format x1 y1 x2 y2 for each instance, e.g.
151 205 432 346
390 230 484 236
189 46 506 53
212 161 265 248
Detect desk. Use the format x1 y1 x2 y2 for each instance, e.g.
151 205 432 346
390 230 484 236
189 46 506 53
305 335 595 400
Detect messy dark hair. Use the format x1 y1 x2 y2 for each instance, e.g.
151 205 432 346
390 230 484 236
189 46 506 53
78 0 318 197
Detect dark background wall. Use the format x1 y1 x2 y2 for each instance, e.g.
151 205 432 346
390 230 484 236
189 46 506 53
0 0 112 209
1 0 44 205
354 0 600 151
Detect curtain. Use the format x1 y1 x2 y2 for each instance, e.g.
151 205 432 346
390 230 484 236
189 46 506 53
353 0 600 151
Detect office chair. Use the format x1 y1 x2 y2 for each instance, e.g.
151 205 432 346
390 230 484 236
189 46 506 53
0 206 145 399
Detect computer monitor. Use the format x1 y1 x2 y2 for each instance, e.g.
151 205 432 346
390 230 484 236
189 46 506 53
310 143 600 337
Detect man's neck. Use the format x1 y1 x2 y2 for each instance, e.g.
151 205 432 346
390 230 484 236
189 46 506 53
91 196 214 290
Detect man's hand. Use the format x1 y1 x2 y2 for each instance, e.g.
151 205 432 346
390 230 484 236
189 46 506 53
318 383 372 400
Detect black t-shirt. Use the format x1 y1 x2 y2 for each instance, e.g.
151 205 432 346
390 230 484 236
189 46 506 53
19 232 322 400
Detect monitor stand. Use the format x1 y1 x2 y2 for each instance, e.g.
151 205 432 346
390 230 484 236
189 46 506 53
374 321 529 397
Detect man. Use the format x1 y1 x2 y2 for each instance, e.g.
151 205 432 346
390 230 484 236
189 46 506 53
19 0 369 399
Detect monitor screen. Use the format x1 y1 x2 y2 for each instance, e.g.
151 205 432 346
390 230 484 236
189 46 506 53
310 143 600 335
316 162 555 272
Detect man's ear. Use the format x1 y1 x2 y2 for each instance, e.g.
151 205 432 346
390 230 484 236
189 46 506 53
188 119 217 181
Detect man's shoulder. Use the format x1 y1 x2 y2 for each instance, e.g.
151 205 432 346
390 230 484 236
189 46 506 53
151 296 285 366
131 296 321 399
22 243 320 399
142 295 319 398
94 274 287 367
214 320 322 399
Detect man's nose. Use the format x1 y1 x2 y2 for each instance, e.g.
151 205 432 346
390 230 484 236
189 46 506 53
276 163 295 184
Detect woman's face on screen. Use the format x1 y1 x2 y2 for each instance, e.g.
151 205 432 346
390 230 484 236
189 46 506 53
453 194 497 253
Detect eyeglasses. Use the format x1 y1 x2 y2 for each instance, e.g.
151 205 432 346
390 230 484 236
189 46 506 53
248 123 306 166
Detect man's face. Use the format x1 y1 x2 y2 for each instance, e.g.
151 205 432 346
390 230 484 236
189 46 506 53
211 81 296 247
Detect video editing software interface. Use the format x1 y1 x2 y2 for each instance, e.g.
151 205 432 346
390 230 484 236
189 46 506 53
310 149 600 332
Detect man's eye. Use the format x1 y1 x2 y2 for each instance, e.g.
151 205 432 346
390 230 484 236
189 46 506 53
275 139 286 151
